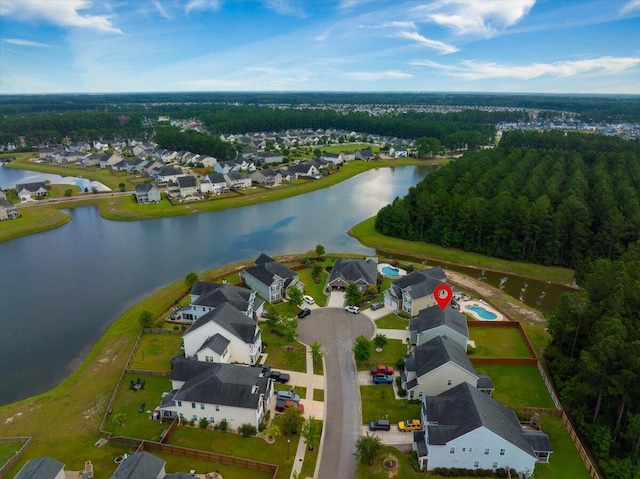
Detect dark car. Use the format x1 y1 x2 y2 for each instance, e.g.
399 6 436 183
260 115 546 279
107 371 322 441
268 370 291 383
370 302 384 311
369 419 391 431
298 308 311 318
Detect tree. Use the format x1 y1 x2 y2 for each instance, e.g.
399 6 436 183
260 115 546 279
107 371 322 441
315 244 325 260
312 263 323 281
264 309 280 328
311 341 323 365
345 282 363 306
118 182 126 192
184 272 198 288
373 334 388 349
64 188 72 197
282 405 305 435
355 433 383 465
353 335 372 364
301 416 321 450
138 310 154 328
287 287 303 308
280 317 298 342
264 424 281 441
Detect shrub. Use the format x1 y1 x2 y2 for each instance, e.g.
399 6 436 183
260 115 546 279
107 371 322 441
188 419 195 427
199 418 209 429
219 419 228 432
398 388 407 397
404 263 415 272
407 451 421 471
258 422 267 432
395 375 402 387
264 410 271 423
373 334 388 348
239 423 258 437
395 357 405 370
467 344 476 354
407 399 421 405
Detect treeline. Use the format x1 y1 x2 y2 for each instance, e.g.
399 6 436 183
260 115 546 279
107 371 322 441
546 243 640 478
375 132 640 268
154 127 236 160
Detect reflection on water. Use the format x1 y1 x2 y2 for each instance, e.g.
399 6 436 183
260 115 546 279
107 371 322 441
0 164 111 191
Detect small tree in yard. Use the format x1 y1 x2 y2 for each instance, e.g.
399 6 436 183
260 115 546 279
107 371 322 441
312 263 323 281
239 423 257 437
264 424 281 441
64 188 73 197
315 244 325 260
373 333 388 349
356 433 383 465
264 309 280 328
280 317 298 342
118 182 126 192
138 310 154 328
345 282 363 306
287 287 303 308
311 341 323 365
185 272 198 288
282 405 305 435
353 335 372 364
301 416 321 450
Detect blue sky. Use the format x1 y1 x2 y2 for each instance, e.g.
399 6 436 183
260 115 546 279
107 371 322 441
1 0 639 94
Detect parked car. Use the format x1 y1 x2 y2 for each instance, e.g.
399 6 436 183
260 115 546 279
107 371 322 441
368 419 391 431
276 390 300 403
370 365 394 376
303 295 315 304
398 419 422 432
345 305 360 314
370 302 384 311
372 373 393 384
268 370 290 383
275 397 304 413
298 308 311 318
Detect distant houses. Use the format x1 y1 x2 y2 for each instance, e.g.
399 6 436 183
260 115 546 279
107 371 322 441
0 198 20 220
15 181 47 201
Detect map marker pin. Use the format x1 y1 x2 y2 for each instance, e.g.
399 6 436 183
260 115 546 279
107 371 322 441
434 284 453 311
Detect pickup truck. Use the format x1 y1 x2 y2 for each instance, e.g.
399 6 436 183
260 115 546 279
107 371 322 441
268 370 291 383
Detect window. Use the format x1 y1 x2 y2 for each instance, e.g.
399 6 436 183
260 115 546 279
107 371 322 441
493 462 498 469
200 403 205 410
177 401 182 407
500 448 506 456
192 415 198 421
215 405 220 412
484 448 490 455
191 402 196 409
474 461 479 468
449 447 455 454
178 413 184 419
447 379 452 385
462 448 466 452
210 417 215 423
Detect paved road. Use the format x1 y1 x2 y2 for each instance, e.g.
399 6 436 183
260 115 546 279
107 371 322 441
298 308 375 479
17 190 130 207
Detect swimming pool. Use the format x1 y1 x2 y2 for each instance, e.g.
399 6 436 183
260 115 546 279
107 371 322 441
465 304 498 320
382 266 400 275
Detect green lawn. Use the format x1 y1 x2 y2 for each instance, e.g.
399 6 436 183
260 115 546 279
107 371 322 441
299 419 322 478
48 184 83 198
313 389 324 402
474 364 556 413
357 447 423 479
128 333 182 371
375 314 409 330
0 204 71 242
357 339 408 371
274 384 307 399
152 449 273 479
106 374 172 440
0 441 24 467
261 328 306 372
468 325 533 358
297 266 328 306
320 143 380 154
534 416 591 479
360 385 422 424
349 217 574 285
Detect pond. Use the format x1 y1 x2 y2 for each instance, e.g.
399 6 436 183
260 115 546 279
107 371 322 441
0 163 111 192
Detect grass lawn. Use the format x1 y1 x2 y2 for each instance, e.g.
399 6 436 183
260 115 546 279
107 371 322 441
128 333 182 371
360 385 422 424
0 441 24 466
48 184 83 198
534 416 591 479
357 339 408 371
261 328 306 372
0 204 71 242
349 217 574 285
313 357 323 375
297 266 328 306
313 389 324 402
474 364 556 413
299 419 322 478
106 373 172 441
468 325 533 358
375 314 409 330
357 447 423 479
152 449 272 479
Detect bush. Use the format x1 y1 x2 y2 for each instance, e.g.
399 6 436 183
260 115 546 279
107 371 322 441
407 399 421 405
395 375 402 387
395 357 406 370
407 451 421 471
188 419 195 427
239 423 258 437
264 410 271 423
199 418 209 429
219 419 228 432
467 344 476 354
398 388 407 397
258 422 267 432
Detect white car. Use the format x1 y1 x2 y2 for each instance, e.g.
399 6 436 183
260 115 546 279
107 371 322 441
345 305 360 314
303 295 315 304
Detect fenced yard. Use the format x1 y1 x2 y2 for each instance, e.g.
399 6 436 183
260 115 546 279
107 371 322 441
468 324 534 358
128 333 182 371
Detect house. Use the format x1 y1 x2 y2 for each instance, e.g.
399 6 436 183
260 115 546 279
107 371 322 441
109 451 166 479
354 149 375 161
413 383 552 474
326 257 378 292
384 266 448 316
389 147 408 158
199 156 217 168
15 181 47 200
286 162 319 179
0 198 20 220
176 176 198 198
402 335 493 399
409 304 469 348
100 152 123 168
240 253 304 303
320 152 341 164
153 166 183 185
0 190 6 200
14 456 65 479
250 168 282 186
182 280 264 321
159 357 273 429
82 153 102 167
338 151 356 163
200 173 229 194
214 160 241 175
224 171 252 190
256 151 283 165
134 183 161 204
182 302 262 365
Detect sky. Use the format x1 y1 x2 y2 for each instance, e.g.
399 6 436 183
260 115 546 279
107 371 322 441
1 0 639 94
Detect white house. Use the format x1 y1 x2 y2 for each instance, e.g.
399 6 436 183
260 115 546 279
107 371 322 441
409 304 469 348
181 281 263 322
384 266 448 316
240 253 304 303
250 169 282 186
182 302 262 365
15 181 47 200
389 147 408 158
134 183 161 204
413 383 552 475
153 166 184 185
159 357 273 429
224 172 252 190
109 451 165 479
200 173 229 194
176 175 198 198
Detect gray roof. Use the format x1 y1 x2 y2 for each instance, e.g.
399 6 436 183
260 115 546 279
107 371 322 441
177 176 197 188
157 166 182 176
388 268 447 301
413 430 429 457
205 173 227 183
187 303 258 344
328 257 377 286
170 357 268 409
410 305 469 339
198 333 230 355
425 383 537 458
0 198 18 209
477 375 495 391
15 456 64 479
15 181 46 193
109 451 165 479
406 335 477 378
191 282 254 313
244 254 298 289
523 430 553 453
135 182 156 193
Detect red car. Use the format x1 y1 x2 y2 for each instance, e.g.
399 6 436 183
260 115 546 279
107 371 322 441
370 365 394 375
275 398 304 413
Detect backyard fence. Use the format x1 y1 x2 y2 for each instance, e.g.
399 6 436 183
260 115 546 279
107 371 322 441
142 327 182 335
124 368 171 377
0 437 31 479
469 357 537 365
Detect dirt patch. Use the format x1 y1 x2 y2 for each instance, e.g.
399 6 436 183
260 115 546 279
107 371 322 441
4 412 23 424
83 403 101 419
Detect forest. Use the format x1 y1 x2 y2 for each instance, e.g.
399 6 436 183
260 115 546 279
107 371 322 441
375 131 640 269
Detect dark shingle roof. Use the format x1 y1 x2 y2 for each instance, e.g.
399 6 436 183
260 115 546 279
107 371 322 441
425 383 537 457
388 269 447 300
15 457 64 479
109 451 165 479
523 430 553 453
191 282 254 313
177 176 197 188
205 173 226 183
407 335 477 378
0 198 17 209
198 333 230 355
15 181 46 193
135 182 156 193
328 257 377 286
244 254 298 289
413 430 428 457
187 303 258 343
409 305 469 339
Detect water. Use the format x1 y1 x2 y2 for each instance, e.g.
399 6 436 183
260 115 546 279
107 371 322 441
0 163 111 192
464 303 498 320
0 165 435 405
381 266 400 275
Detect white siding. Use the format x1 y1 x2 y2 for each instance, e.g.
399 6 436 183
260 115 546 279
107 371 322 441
409 362 478 398
175 399 264 428
183 322 257 364
195 346 230 364
241 271 273 302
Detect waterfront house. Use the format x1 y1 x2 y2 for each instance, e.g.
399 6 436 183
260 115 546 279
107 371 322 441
200 173 229 194
15 181 47 200
181 281 264 321
413 383 552 474
153 166 183 185
240 253 304 303
384 267 448 316
224 171 252 190
176 175 198 198
355 149 375 160
134 183 161 204
326 257 378 292
409 304 469 348
0 198 20 220
286 162 319 179
250 168 282 186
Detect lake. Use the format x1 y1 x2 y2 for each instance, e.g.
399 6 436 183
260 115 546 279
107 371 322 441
0 163 111 192
0 165 570 405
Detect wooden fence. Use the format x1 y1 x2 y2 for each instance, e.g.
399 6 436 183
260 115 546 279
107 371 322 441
124 369 171 377
470 357 537 365
0 437 31 479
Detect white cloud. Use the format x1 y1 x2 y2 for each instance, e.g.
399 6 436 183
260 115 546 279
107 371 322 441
3 38 50 47
397 31 459 54
185 0 221 14
338 0 375 10
153 0 171 20
387 21 417 29
0 0 122 34
411 56 640 80
344 70 413 81
262 0 305 17
414 0 536 37
620 0 640 14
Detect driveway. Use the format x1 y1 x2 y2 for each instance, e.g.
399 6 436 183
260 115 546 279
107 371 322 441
327 290 345 308
297 308 375 479
360 425 414 448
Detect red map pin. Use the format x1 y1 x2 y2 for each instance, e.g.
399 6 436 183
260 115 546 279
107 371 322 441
434 284 453 311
